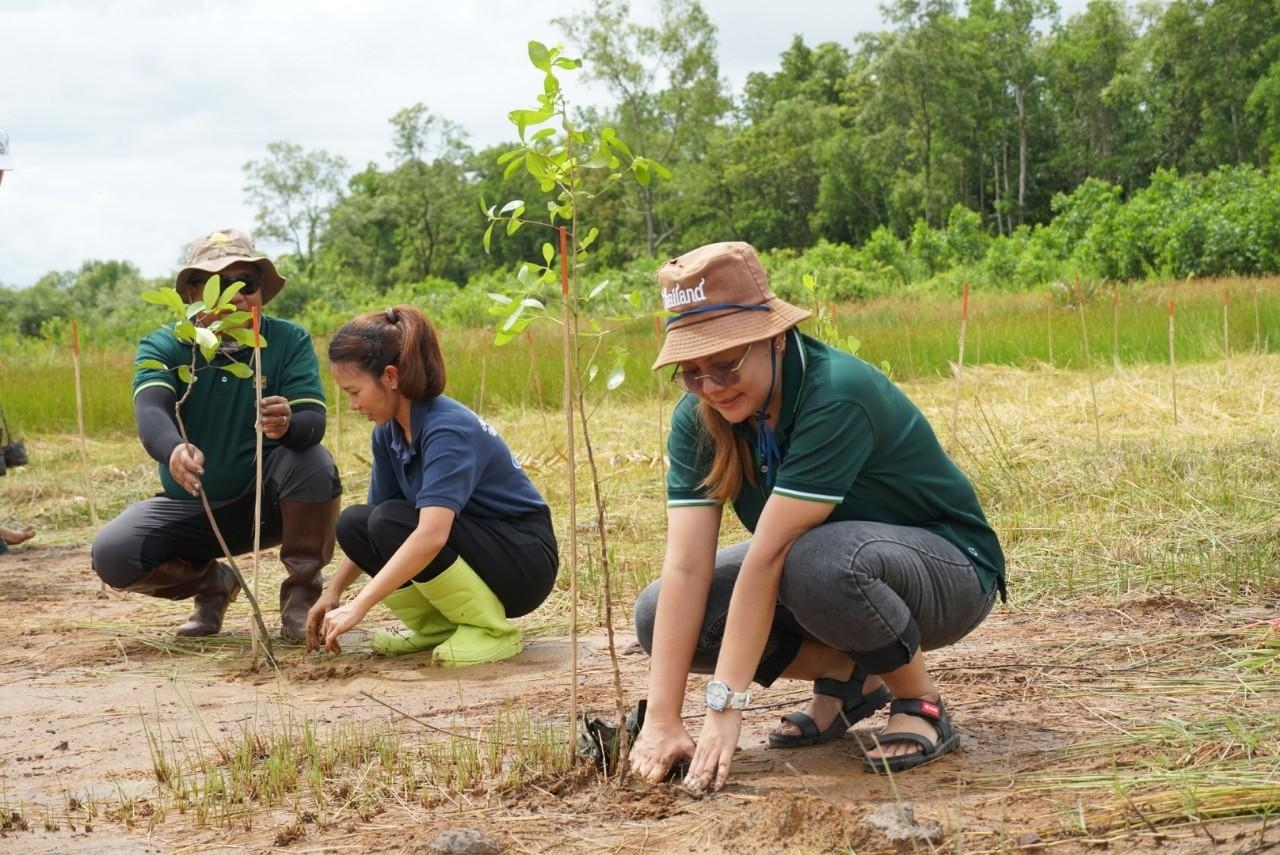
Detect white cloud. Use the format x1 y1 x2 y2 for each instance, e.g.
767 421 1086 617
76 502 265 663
0 0 1091 288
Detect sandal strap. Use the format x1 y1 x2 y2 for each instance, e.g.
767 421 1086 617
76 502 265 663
888 697 945 722
812 663 869 704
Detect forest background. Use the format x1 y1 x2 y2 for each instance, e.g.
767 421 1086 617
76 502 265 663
3 0 1280 383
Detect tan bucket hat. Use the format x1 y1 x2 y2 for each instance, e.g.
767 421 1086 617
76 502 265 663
175 228 286 305
652 241 811 369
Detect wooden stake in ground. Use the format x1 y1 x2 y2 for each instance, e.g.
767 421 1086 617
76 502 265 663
1112 283 1120 372
70 321 100 530
1222 288 1230 375
1075 279 1101 446
1046 293 1055 367
951 282 969 447
251 306 266 665
559 226 579 757
1169 299 1179 424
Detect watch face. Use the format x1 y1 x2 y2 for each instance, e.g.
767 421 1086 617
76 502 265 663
706 680 729 710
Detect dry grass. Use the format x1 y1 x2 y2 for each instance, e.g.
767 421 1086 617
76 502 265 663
1 354 1277 851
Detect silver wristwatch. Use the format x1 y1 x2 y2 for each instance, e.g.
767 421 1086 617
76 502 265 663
706 679 750 711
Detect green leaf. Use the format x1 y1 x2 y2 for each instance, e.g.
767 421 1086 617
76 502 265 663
802 273 817 293
580 227 599 250
634 160 651 187
483 222 494 254
502 153 527 180
177 365 194 384
586 363 599 383
194 326 218 352
505 217 524 236
588 279 611 299
219 311 252 328
226 328 266 348
488 292 513 306
137 358 169 371
499 199 524 215
141 288 185 311
174 320 196 341
221 362 254 379
185 302 207 320
528 40 551 71
553 56 582 70
530 127 557 142
606 363 626 391
202 275 220 310
542 242 555 265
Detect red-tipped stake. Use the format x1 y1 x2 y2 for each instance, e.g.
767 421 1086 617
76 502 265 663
1075 279 1101 446
1168 300 1178 424
251 305 265 663
950 282 969 447
559 225 579 752
654 315 666 486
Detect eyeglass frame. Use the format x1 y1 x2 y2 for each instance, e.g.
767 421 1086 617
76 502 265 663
670 342 755 393
183 270 262 296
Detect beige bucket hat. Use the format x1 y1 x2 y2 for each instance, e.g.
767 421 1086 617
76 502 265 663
175 228 286 305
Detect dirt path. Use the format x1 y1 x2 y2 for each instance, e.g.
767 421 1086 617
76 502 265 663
0 544 1275 854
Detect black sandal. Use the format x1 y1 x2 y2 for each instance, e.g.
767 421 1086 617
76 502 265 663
861 697 959 773
768 664 892 748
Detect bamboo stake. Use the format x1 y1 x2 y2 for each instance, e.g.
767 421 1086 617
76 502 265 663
1222 288 1230 375
251 305 265 666
72 321 105 595
1169 300 1179 424
950 282 969 448
560 225 579 758
1253 282 1261 353
1112 283 1120 373
1075 279 1101 446
654 315 666 487
1046 293 1054 367
70 322 99 530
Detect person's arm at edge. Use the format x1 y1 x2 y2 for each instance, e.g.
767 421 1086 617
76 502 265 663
630 503 721 783
685 494 834 791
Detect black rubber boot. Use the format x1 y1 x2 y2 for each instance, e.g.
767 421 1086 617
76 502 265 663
124 559 240 637
278 497 339 643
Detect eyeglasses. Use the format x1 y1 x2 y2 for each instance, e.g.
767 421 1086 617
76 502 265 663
186 271 261 296
671 343 753 393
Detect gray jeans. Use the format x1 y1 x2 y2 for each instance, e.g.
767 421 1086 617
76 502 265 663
634 521 997 686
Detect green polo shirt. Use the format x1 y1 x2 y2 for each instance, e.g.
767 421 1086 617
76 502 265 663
666 330 1005 592
132 316 326 501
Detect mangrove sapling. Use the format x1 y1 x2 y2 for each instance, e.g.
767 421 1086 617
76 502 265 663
483 40 668 771
137 274 277 666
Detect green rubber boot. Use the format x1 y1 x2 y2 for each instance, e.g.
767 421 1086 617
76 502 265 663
419 560 522 667
371 583 456 657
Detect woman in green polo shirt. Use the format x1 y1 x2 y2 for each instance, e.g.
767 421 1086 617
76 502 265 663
629 242 1005 792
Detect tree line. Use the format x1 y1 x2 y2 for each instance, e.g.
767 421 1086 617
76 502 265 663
4 0 1279 344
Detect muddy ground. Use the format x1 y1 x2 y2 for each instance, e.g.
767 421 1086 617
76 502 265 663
0 542 1275 855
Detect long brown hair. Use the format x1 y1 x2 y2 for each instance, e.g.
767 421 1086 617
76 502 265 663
696 400 756 503
328 305 445 400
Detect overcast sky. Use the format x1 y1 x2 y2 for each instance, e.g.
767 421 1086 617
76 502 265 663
0 0 1092 289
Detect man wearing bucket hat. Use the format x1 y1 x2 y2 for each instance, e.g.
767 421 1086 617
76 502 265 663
630 241 1006 790
91 229 342 642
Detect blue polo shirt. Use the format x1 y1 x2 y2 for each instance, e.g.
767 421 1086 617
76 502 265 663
368 395 547 518
667 330 1005 593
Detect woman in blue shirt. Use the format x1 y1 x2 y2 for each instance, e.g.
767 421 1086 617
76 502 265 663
306 305 558 666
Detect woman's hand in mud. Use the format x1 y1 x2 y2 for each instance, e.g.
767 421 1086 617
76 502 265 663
629 714 694 785
682 711 742 794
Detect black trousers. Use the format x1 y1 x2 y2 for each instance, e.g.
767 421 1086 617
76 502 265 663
93 444 341 588
336 500 558 618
